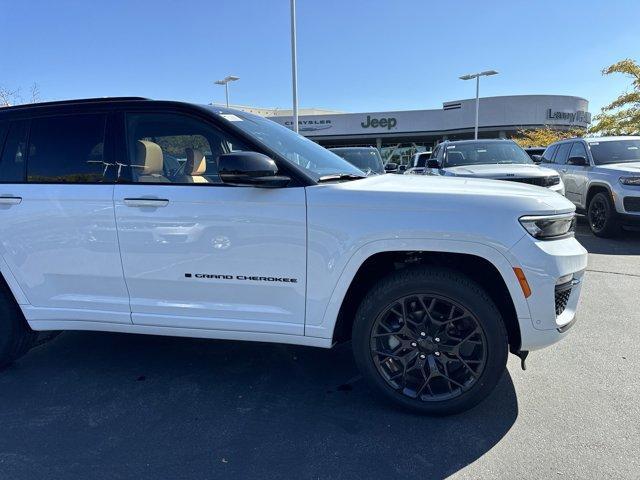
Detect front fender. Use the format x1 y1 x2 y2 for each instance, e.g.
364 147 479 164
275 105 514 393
304 237 530 339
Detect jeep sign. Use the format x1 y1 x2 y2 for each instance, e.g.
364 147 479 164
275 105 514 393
361 115 397 130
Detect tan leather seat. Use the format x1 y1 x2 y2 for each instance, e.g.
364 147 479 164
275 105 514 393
183 148 209 183
132 140 170 182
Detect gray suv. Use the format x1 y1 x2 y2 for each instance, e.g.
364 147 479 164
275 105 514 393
541 136 640 237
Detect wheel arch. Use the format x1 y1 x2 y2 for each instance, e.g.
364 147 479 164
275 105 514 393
326 247 524 354
586 182 613 209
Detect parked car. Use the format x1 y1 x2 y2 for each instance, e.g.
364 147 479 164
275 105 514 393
524 147 546 164
540 136 640 237
405 151 431 175
383 162 408 174
0 98 587 415
425 139 565 195
329 146 385 176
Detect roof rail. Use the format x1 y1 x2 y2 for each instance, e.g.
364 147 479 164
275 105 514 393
0 97 150 111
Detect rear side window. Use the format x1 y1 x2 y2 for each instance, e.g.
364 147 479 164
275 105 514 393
27 114 109 183
569 142 588 161
0 121 28 183
541 144 557 163
554 143 572 165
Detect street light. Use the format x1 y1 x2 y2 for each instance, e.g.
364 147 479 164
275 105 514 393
290 0 299 133
459 70 498 139
214 75 240 108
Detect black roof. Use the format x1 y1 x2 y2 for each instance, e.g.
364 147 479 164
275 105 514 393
0 97 256 122
0 96 150 112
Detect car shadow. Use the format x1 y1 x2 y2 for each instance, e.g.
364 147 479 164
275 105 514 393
0 332 519 480
575 218 640 256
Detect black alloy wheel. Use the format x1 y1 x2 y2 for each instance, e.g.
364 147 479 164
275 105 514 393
370 294 486 401
352 267 508 415
588 192 619 238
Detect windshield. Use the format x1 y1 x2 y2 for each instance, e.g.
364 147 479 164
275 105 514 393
444 141 533 168
588 139 640 165
213 109 364 180
329 148 385 175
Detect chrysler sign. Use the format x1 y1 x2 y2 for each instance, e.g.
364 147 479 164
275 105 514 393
284 119 333 132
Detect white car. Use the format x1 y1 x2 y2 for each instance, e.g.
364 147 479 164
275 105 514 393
425 139 566 195
0 98 587 415
541 136 640 237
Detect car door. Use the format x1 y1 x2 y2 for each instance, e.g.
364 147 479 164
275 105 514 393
113 110 307 335
565 141 590 206
0 112 131 324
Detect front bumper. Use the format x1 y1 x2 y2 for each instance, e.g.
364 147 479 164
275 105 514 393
617 212 640 228
509 234 588 351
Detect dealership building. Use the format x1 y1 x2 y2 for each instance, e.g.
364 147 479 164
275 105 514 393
240 95 591 165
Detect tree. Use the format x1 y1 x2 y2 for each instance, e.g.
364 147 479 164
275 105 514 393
590 58 640 136
0 83 41 107
512 126 584 148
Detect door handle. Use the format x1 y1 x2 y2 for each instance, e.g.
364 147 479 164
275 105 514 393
123 198 169 207
0 196 22 205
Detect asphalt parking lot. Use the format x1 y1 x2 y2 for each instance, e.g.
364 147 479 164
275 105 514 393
0 220 638 480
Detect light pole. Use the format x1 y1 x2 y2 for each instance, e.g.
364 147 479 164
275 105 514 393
290 0 299 133
459 70 498 139
214 75 240 108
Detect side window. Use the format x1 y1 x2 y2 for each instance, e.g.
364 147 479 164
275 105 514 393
569 141 588 161
27 114 110 183
0 121 28 183
126 112 251 184
554 143 572 165
541 144 557 163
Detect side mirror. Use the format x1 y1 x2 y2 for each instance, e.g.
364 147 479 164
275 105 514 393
531 154 542 164
399 165 407 172
384 162 398 172
567 156 588 166
219 152 290 188
426 158 441 169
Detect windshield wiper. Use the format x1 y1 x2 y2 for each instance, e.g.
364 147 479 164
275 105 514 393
317 173 367 182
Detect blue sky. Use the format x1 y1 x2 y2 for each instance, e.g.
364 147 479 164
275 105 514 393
1 0 639 116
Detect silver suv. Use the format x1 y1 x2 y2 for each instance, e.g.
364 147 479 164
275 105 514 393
541 136 640 237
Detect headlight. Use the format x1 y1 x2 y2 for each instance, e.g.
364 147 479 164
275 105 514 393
545 175 561 187
620 177 640 186
519 213 576 240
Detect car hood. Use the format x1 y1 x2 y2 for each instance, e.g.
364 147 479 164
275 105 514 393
444 163 557 178
596 161 640 173
312 173 573 214
307 174 575 251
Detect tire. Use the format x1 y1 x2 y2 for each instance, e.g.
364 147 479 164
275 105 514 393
352 266 508 415
0 274 37 369
588 191 620 238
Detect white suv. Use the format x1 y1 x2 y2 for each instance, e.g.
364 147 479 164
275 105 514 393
541 136 640 237
0 98 587 415
425 140 566 195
